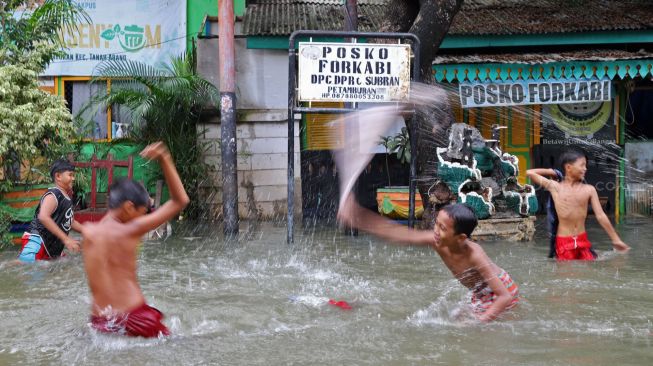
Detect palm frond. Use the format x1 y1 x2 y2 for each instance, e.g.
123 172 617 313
92 59 169 92
29 0 91 45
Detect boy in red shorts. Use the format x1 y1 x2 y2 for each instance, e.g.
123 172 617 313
527 149 630 260
80 142 189 337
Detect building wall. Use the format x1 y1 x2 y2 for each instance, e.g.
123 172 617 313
197 32 300 219
198 120 301 220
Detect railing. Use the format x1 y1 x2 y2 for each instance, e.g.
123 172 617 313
73 154 133 210
625 183 653 217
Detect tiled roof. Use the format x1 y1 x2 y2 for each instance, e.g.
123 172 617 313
242 0 386 36
451 0 653 35
242 0 653 36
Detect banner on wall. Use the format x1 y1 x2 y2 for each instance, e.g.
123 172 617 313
42 0 186 76
541 101 615 144
459 78 611 108
298 42 411 103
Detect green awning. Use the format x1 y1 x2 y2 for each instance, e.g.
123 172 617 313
432 50 653 82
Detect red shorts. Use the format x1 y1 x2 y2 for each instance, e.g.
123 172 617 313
90 303 170 338
555 232 596 261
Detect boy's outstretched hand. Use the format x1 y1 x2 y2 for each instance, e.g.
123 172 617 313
140 142 171 161
612 240 631 252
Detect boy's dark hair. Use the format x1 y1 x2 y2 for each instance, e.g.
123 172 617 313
108 178 150 210
559 148 587 172
50 159 76 180
442 203 478 237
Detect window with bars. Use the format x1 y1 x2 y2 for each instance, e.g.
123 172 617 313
62 79 133 140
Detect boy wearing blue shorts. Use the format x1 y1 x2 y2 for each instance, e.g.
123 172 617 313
18 160 82 262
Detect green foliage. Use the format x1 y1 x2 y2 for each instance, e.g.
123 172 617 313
0 42 74 175
0 208 12 249
86 50 219 219
380 127 411 165
0 0 90 66
1 1 89 187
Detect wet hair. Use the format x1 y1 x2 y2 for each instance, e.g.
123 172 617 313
559 148 587 172
441 203 478 237
107 178 150 210
50 159 75 180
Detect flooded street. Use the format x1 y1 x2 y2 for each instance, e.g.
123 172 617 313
1 218 652 365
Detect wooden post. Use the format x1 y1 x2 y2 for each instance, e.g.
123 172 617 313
90 154 97 208
107 154 114 202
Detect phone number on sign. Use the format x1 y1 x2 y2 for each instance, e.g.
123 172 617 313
325 93 386 100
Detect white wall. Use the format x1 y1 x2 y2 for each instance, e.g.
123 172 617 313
197 38 289 110
196 32 300 219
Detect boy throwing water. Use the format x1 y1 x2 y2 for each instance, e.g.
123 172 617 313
80 142 189 338
527 149 630 260
338 198 519 322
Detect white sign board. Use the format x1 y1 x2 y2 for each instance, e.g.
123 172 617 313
459 79 611 108
42 0 186 76
298 42 411 103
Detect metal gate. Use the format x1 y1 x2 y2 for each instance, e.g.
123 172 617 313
287 30 421 243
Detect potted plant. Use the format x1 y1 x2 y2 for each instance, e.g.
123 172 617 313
376 127 423 219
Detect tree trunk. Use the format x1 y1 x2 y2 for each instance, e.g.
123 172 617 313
380 0 464 227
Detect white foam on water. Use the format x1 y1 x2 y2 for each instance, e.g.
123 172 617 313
406 281 477 328
87 326 167 351
288 295 330 308
190 319 224 336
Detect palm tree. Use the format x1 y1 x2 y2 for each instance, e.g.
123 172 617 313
85 50 219 219
1 0 91 66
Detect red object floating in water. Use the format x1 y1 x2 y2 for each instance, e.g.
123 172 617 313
328 299 352 310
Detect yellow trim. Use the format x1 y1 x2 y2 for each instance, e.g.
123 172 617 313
614 91 620 144
60 76 93 81
505 147 530 152
468 108 477 127
533 104 541 145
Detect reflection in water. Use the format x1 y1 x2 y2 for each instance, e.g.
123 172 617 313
1 219 652 365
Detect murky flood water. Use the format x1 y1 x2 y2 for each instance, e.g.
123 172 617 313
1 218 652 365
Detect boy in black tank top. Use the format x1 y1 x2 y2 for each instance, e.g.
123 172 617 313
18 159 82 262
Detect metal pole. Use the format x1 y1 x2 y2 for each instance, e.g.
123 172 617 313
345 0 358 32
408 38 421 228
219 0 238 236
287 35 297 244
344 0 358 236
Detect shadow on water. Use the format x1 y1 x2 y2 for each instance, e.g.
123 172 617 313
1 217 652 365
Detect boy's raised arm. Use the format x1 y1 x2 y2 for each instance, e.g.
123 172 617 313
129 142 190 237
526 168 557 190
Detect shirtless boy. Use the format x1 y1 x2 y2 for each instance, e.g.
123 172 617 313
338 198 519 322
527 149 630 260
80 142 189 337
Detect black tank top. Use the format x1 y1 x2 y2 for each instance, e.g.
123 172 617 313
29 188 74 258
